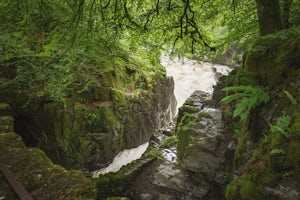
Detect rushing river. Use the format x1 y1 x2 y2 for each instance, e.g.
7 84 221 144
92 56 230 177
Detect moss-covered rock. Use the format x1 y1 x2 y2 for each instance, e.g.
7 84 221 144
225 31 300 200
94 157 155 199
0 57 176 171
0 115 14 133
0 103 12 116
245 27 300 87
0 132 97 200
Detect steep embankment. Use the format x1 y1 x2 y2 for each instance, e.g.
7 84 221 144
0 51 176 171
225 28 300 199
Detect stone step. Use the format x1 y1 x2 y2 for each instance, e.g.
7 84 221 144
0 116 14 133
0 103 12 116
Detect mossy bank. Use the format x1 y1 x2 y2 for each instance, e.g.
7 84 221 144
225 28 300 200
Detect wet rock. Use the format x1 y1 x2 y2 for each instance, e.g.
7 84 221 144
153 162 186 192
175 90 232 198
264 177 300 200
129 89 232 200
0 63 177 171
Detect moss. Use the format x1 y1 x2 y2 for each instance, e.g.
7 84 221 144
94 156 154 199
176 113 198 160
233 129 252 169
0 133 97 200
159 135 178 149
177 105 199 122
226 175 266 200
198 112 212 119
111 89 129 116
144 148 164 160
0 103 12 116
92 86 112 101
245 27 300 86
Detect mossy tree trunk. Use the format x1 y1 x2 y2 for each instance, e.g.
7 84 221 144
255 0 283 35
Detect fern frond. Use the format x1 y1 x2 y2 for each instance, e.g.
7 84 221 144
270 115 291 138
221 85 257 92
220 93 247 104
283 90 297 105
220 85 269 121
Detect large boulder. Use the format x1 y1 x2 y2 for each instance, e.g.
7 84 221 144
176 91 230 185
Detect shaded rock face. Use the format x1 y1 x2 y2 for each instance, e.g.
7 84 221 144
128 90 232 200
129 160 215 200
0 106 97 200
176 91 232 197
1 69 176 170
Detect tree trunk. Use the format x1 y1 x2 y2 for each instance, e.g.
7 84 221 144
255 0 283 35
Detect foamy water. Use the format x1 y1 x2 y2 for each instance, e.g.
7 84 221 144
92 142 149 178
161 56 230 111
92 56 230 177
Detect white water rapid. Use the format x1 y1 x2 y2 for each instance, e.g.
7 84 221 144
161 56 231 111
92 142 149 178
92 56 230 177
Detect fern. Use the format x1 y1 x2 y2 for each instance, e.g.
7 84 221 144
220 85 269 121
283 90 297 105
270 115 291 138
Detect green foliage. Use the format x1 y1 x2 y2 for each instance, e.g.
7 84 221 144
159 135 178 149
0 0 166 107
270 115 291 138
284 90 297 105
144 148 164 160
248 27 300 56
224 67 258 90
270 148 285 155
220 85 270 121
223 172 234 185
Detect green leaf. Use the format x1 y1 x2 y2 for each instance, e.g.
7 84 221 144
270 148 285 155
220 85 269 122
283 90 297 105
220 93 247 104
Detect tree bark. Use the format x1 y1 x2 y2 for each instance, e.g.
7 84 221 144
255 0 283 35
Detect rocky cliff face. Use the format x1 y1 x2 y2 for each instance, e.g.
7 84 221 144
128 89 232 200
0 103 97 200
0 62 176 171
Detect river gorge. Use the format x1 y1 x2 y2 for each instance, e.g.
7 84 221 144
92 57 230 178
